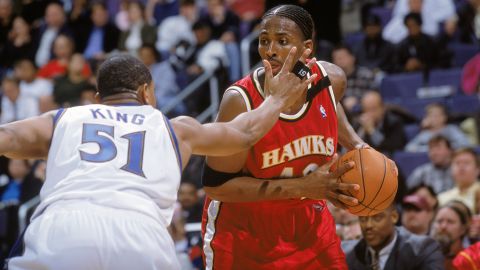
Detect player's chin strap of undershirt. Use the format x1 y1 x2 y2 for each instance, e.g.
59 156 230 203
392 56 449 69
291 61 331 102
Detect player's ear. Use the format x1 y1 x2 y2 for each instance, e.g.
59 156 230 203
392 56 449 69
139 83 155 105
303 39 314 55
94 92 101 103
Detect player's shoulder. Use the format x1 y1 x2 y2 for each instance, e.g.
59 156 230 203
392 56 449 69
315 61 346 82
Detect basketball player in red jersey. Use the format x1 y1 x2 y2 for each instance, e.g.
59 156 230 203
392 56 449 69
201 5 367 270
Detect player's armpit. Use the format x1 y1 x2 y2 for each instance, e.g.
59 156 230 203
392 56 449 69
0 111 55 159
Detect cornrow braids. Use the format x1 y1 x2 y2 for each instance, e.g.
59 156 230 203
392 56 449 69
262 5 314 41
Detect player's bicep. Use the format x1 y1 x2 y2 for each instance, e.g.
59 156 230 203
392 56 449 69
206 89 250 172
1 111 55 159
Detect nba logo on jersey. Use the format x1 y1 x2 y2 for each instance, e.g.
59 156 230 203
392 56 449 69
319 105 327 118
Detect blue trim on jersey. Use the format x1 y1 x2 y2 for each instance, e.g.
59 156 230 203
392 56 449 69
7 226 26 259
53 108 65 126
165 118 182 171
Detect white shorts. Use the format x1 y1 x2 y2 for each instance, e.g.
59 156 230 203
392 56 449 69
7 201 180 270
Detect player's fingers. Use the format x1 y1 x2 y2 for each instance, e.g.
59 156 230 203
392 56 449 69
327 193 349 209
388 158 399 177
280 47 297 74
299 73 318 90
354 143 371 149
305 57 317 70
263 59 273 82
299 48 312 64
335 182 360 193
329 191 358 206
330 160 355 178
320 153 339 171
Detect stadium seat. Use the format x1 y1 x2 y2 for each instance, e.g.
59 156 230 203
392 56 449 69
404 124 421 141
387 97 446 120
428 68 463 95
393 151 430 178
344 32 365 49
447 95 480 115
448 43 479 67
380 72 424 99
370 7 393 27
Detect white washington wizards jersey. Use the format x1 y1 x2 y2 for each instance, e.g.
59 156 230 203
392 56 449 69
32 104 182 226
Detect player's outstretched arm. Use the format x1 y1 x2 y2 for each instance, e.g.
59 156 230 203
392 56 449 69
0 111 55 159
203 154 358 206
172 47 317 159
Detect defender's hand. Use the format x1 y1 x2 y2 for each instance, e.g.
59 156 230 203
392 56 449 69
264 47 317 109
301 154 359 209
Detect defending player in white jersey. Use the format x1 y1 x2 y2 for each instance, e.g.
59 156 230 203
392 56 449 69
2 51 326 270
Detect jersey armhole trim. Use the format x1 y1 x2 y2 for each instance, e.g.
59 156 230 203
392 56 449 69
164 117 183 174
226 86 252 112
316 62 337 113
53 108 66 128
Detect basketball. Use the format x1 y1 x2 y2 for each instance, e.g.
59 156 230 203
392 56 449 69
333 148 398 216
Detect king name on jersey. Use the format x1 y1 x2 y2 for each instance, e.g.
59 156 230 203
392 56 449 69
261 135 335 169
90 108 145 125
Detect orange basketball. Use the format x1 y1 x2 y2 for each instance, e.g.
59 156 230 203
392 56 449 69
333 148 398 216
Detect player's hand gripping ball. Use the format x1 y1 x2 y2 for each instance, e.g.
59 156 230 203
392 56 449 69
332 148 398 216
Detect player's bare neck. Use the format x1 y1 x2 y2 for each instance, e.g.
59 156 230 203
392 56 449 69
258 68 307 114
101 93 144 106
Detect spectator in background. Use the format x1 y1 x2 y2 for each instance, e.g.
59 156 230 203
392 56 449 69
146 0 179 26
0 159 30 204
76 2 120 62
356 91 406 157
155 0 197 57
226 0 264 38
186 21 229 77
14 58 52 98
438 148 480 214
396 12 438 73
401 194 435 235
34 2 72 67
430 200 472 270
38 34 91 80
332 45 376 112
0 76 38 124
53 53 93 108
118 1 157 56
137 44 186 116
0 16 37 70
453 241 480 270
410 183 439 211
178 181 204 223
343 204 444 270
0 0 14 51
407 135 454 194
328 202 362 241
449 0 480 44
405 103 471 152
383 0 456 44
461 53 480 96
200 0 241 81
354 14 396 73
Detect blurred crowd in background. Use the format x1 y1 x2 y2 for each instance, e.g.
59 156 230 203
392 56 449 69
0 0 480 269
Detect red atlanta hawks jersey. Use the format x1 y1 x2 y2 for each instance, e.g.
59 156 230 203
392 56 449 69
230 61 338 178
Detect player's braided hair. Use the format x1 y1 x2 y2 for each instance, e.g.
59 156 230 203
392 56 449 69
262 5 314 41
96 54 152 98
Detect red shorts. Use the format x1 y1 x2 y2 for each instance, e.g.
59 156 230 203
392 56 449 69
201 198 347 270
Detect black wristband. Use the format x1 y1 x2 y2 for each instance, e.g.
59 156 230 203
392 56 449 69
291 61 310 79
201 164 244 187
